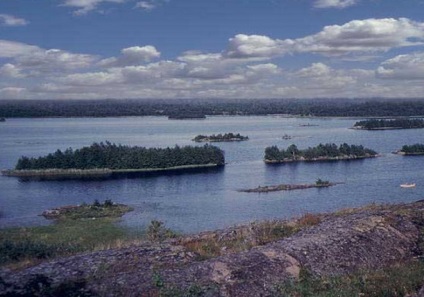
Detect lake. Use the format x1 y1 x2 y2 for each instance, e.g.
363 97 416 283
0 116 423 233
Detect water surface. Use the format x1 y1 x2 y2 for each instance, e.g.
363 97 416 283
1 116 423 233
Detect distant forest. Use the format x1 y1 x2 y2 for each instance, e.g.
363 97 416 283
1 99 424 118
15 142 225 170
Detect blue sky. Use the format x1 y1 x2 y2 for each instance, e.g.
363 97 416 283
1 0 424 99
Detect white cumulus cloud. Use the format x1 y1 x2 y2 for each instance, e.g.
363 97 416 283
314 0 359 9
0 14 29 26
293 18 424 56
98 46 161 67
62 0 125 15
377 52 424 79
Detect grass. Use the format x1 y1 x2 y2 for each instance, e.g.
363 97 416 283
0 217 144 268
273 260 424 297
42 199 133 221
182 213 321 259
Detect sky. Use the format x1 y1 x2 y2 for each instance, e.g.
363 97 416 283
1 0 424 100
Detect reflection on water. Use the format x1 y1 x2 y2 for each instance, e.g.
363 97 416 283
1 116 423 233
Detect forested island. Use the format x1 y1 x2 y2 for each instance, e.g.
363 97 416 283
353 118 424 130
2 98 424 118
2 142 225 178
192 133 249 142
264 143 378 163
395 144 424 155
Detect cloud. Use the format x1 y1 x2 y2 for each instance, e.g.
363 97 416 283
314 0 359 9
0 64 24 78
0 14 29 26
224 34 291 59
62 0 125 15
220 18 424 61
98 46 161 67
0 40 39 58
294 18 424 56
0 40 97 75
377 52 424 79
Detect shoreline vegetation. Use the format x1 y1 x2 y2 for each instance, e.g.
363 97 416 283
353 118 424 130
394 143 424 156
3 142 225 179
1 164 221 179
264 143 378 164
239 179 337 193
41 200 133 221
192 133 249 142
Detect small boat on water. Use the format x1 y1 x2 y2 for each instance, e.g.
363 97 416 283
400 183 416 188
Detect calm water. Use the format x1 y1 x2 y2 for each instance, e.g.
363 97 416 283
1 116 423 233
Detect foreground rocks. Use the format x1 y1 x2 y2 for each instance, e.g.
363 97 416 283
2 201 424 296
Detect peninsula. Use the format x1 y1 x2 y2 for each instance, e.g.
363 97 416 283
2 142 225 179
353 118 424 130
192 133 249 142
264 143 378 164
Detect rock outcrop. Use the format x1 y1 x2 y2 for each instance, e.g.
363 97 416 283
2 201 424 296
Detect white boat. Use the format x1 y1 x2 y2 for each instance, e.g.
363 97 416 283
400 183 416 188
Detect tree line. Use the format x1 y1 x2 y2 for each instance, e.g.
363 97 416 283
193 133 249 142
400 144 424 154
15 142 225 170
354 118 424 130
2 99 424 118
265 143 378 162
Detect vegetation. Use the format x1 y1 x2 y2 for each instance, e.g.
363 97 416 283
265 143 378 163
273 260 424 297
398 143 424 155
315 178 330 186
0 117 5 122
240 180 336 193
146 220 178 242
0 218 142 267
353 118 424 130
41 199 133 221
14 142 225 170
181 213 321 259
192 132 248 142
2 98 424 118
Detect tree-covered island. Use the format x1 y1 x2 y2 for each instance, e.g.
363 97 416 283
353 118 424 130
2 142 225 178
395 144 424 156
265 143 378 163
192 133 249 142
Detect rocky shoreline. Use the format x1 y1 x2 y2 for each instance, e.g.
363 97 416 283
239 182 337 193
265 154 378 164
1 163 221 180
2 200 424 296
